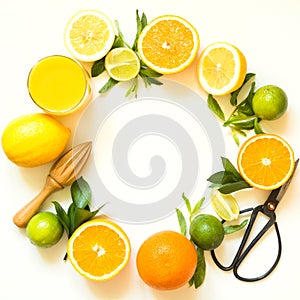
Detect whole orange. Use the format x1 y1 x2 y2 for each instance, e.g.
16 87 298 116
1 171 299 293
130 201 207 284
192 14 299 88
136 230 197 290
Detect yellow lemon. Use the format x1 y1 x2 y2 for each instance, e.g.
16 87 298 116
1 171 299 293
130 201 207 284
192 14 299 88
1 113 70 167
64 10 115 62
197 42 247 96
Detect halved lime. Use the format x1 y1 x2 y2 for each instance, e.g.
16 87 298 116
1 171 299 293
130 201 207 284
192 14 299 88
210 190 239 221
104 47 140 81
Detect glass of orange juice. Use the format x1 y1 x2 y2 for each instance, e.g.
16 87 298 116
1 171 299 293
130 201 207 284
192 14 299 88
27 55 92 115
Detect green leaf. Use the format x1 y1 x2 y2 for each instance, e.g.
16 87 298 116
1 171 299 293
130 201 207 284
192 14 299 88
207 171 225 184
189 247 206 288
114 20 131 48
139 65 162 78
182 193 192 215
224 219 248 234
176 208 187 236
71 177 91 209
67 203 77 236
221 157 242 181
191 197 205 216
224 115 256 130
230 73 256 106
91 58 105 77
126 78 138 98
218 181 251 194
52 201 70 236
207 94 225 121
112 35 127 48
99 78 119 94
132 10 148 51
254 118 264 134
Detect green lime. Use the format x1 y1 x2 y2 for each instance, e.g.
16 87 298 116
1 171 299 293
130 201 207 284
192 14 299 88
104 47 140 81
252 85 288 120
190 214 224 250
211 190 239 221
26 212 63 248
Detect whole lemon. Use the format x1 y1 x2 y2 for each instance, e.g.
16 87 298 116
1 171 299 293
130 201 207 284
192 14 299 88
1 113 70 167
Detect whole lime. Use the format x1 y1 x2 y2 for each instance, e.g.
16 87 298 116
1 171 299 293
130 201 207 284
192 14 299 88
189 214 224 250
26 212 63 248
252 85 288 120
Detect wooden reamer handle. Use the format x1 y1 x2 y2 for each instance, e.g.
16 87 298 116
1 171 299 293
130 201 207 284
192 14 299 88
13 175 63 228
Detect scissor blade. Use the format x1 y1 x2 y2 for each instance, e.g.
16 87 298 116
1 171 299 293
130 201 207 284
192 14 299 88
275 158 299 202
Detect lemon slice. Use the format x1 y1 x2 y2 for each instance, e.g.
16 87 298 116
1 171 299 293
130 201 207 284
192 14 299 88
64 10 115 62
197 42 247 96
211 190 239 221
104 47 140 81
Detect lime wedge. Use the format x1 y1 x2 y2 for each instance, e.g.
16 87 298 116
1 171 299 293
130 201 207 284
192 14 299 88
104 47 140 81
210 190 240 221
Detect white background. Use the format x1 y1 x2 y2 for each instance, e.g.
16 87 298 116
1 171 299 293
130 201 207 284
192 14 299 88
1 0 300 299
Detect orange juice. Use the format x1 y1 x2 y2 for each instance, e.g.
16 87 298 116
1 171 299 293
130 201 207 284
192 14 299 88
28 55 91 115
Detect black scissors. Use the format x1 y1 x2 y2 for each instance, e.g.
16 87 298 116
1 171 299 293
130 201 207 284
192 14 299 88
211 159 299 282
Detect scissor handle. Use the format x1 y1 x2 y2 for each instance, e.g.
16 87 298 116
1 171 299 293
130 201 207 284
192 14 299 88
211 206 282 282
211 207 253 271
233 220 281 282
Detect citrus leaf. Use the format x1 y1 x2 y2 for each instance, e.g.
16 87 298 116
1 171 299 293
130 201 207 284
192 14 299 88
254 118 264 134
189 247 206 288
221 157 242 181
218 181 251 194
207 94 225 121
176 208 187 236
207 171 225 184
224 219 248 234
191 197 205 216
99 78 119 94
71 177 91 209
182 193 192 215
52 201 70 236
91 58 105 77
230 73 256 106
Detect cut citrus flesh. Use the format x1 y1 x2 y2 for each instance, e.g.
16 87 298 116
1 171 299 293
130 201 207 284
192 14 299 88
104 47 140 81
137 15 200 74
64 10 115 62
197 42 247 96
211 190 239 221
237 134 295 190
67 218 131 281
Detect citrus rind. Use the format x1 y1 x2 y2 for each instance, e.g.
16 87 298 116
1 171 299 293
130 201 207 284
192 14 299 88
67 218 131 281
64 10 115 62
137 15 200 74
237 134 295 190
211 190 239 221
104 47 140 81
197 42 247 96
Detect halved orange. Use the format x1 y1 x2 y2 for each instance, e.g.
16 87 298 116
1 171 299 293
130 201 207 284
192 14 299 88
197 42 247 96
237 134 295 190
67 218 131 281
137 15 200 74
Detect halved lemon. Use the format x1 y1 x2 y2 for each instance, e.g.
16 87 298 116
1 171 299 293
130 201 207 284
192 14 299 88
64 10 115 62
137 15 200 74
237 134 295 190
67 218 131 281
105 47 140 81
197 42 247 96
